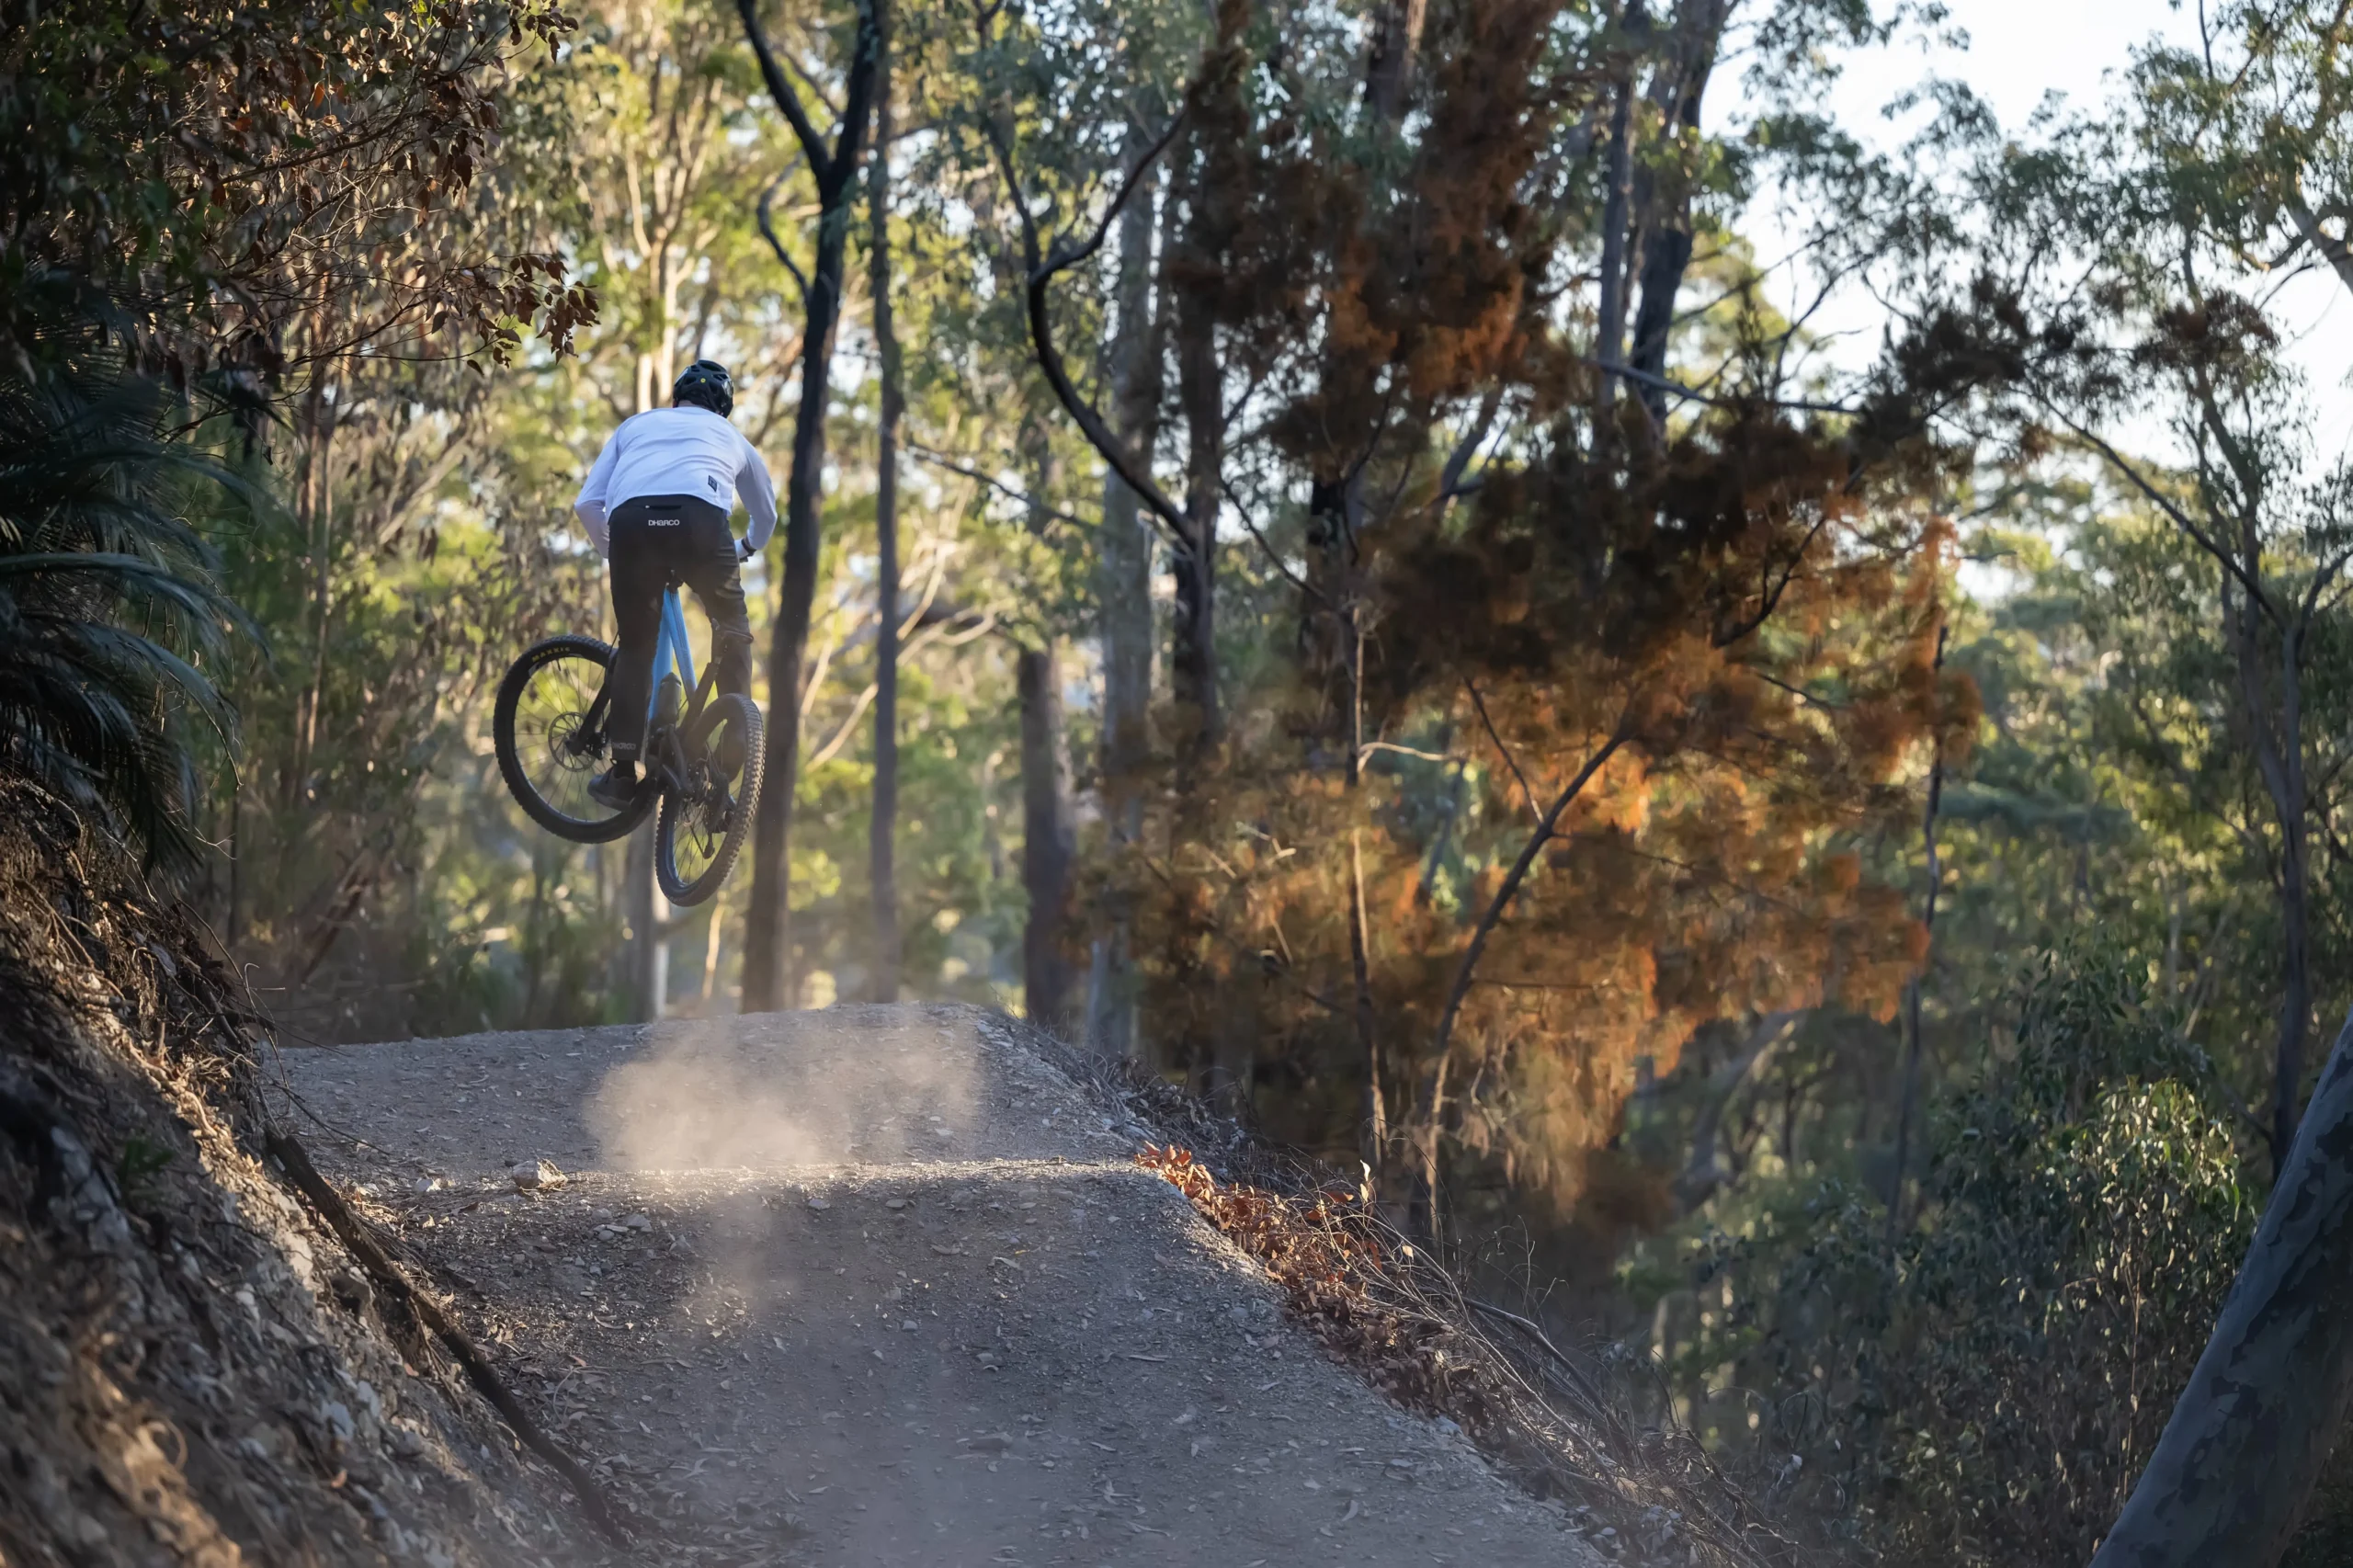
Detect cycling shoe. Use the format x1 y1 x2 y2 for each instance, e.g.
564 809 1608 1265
587 765 642 811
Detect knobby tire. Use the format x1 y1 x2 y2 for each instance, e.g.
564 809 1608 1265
656 693 764 906
494 635 654 845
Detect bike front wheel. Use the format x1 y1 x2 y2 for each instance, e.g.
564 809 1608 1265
494 635 654 844
656 692 765 906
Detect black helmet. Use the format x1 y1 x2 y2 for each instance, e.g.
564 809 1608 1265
672 359 734 418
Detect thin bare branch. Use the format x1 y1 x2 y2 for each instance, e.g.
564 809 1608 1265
905 440 1095 530
1217 474 1323 601
2289 200 2353 299
1465 1299 1611 1421
739 0 880 199
736 0 830 173
1463 677 1540 824
756 177 810 304
2046 406 2285 628
1592 358 1856 417
1425 724 1631 1081
1051 109 1194 277
973 34 1196 551
1358 742 1458 767
1437 386 1503 511
806 613 982 767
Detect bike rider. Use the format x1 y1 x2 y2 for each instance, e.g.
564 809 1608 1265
573 360 775 810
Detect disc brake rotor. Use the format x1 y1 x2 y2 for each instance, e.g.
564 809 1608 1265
546 711 595 770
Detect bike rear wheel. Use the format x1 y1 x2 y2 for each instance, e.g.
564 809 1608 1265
494 635 654 844
655 693 764 906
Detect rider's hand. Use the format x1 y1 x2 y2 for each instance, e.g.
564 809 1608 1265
736 537 755 563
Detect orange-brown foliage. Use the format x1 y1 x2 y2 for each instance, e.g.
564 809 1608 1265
1101 0 1971 1230
1111 402 1962 1219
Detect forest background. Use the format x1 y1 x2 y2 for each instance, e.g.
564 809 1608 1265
17 0 2353 1560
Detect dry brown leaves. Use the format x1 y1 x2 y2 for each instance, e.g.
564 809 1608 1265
1139 1140 1802 1567
1137 1143 1509 1441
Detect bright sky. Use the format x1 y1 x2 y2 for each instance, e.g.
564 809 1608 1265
1814 0 2193 135
1714 0 2353 460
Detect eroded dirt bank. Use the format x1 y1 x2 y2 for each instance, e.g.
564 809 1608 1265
0 800 592 1568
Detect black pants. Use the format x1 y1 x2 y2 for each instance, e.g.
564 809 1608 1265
606 494 752 763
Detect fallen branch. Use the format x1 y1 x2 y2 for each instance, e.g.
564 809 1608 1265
265 1129 632 1545
1466 1298 1610 1423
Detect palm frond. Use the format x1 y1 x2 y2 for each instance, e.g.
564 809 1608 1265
0 347 264 873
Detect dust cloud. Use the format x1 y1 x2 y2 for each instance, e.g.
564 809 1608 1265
584 1006 984 1173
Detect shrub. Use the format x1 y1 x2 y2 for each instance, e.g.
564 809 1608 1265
1634 949 2255 1564
0 346 252 870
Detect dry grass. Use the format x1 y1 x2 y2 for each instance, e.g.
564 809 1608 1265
1138 1140 1800 1568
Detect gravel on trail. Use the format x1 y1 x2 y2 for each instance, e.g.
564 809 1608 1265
279 1003 1604 1567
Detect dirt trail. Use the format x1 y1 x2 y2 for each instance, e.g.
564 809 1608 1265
278 1005 1601 1566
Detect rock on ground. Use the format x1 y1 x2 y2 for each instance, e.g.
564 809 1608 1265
282 1003 1607 1566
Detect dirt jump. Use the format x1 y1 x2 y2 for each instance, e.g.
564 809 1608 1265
278 1004 1605 1566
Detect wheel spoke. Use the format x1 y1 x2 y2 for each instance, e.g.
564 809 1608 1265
513 652 628 827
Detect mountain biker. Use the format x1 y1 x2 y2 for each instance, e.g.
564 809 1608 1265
573 360 775 810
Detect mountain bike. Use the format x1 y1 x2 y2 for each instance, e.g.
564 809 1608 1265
493 588 763 906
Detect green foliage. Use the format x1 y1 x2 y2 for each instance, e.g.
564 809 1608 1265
114 1134 175 1194
0 0 588 363
1630 949 2253 1565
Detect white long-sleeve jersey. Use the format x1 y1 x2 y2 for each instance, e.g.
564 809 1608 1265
573 405 779 558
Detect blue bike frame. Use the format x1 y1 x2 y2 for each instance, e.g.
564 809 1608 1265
651 588 698 722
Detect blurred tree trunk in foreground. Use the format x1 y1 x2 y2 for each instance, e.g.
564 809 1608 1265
2094 1009 2353 1568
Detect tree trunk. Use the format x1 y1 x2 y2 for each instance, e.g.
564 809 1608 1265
1171 277 1222 776
2268 623 2314 1163
522 848 551 1025
1589 9 1642 428
625 336 664 1016
2227 567 2314 1167
865 6 902 1005
1626 0 1730 423
624 823 665 1023
1887 623 1949 1241
1306 0 1424 758
225 771 243 950
286 368 333 812
1345 613 1382 1178
741 220 849 1012
1015 424 1074 1033
1676 1011 1797 1211
1363 0 1429 121
2278 806 2314 1154
737 0 881 1013
2091 1006 2353 1568
1351 828 1385 1177
700 889 727 1006
1019 646 1074 1034
1088 131 1163 1059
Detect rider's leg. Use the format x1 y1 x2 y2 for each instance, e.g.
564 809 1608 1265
678 499 753 776
596 494 710 806
603 497 670 769
680 508 752 700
